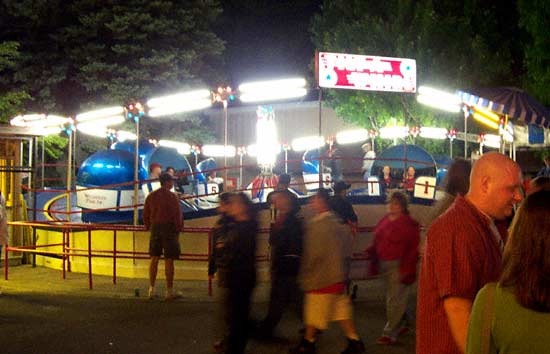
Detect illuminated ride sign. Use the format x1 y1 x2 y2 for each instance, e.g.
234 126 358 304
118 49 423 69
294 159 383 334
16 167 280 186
317 51 417 93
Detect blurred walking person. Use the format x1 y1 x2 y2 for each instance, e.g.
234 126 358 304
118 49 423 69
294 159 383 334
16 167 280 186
290 189 365 354
213 193 258 354
366 191 420 345
258 191 304 338
208 193 233 353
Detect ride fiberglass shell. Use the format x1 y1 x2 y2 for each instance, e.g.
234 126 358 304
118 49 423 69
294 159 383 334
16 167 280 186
371 144 437 179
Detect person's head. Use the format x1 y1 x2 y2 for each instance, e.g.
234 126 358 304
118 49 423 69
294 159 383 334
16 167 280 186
543 154 550 167
159 172 174 189
165 166 175 176
277 173 291 189
528 176 550 195
361 143 371 153
309 188 330 214
273 191 299 217
333 181 351 196
149 163 162 178
383 165 391 177
387 191 409 217
444 158 472 196
227 192 254 221
217 192 232 215
407 166 415 178
500 190 550 312
466 152 523 220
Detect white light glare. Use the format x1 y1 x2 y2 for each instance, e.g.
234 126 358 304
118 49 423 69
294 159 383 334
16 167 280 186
419 127 448 140
77 124 108 138
202 144 236 157
158 140 191 155
336 129 369 144
239 78 307 103
417 86 461 112
482 134 501 148
117 131 137 142
10 114 71 130
256 113 279 166
75 106 124 122
10 114 46 127
147 89 211 117
291 136 325 151
379 126 410 139
76 116 125 130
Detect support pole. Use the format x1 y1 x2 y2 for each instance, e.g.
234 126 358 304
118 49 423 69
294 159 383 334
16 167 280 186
66 132 73 222
133 122 140 226
223 101 228 186
318 87 323 189
464 110 468 159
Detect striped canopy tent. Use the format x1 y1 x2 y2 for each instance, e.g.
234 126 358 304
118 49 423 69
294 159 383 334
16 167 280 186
457 87 550 129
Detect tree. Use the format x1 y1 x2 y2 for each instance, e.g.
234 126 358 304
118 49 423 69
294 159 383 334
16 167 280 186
0 0 225 160
0 41 30 122
518 0 550 106
310 0 518 154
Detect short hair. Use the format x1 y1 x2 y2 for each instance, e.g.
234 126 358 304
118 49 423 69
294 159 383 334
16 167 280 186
315 188 331 205
149 162 162 172
444 158 472 196
500 190 550 312
529 176 550 193
387 191 410 214
159 172 173 185
278 173 291 185
219 192 232 204
165 166 175 173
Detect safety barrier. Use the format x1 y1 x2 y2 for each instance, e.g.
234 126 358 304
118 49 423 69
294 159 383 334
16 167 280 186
3 221 273 296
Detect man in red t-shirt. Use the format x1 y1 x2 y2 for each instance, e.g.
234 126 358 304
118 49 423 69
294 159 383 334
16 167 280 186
143 172 183 300
416 152 523 354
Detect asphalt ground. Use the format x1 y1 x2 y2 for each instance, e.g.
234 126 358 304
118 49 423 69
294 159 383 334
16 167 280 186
0 265 415 354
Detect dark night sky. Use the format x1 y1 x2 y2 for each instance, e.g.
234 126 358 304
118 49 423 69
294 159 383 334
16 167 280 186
217 0 323 86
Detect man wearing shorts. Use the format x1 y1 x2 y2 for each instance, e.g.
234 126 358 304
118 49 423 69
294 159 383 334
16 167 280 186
290 189 365 354
143 172 183 300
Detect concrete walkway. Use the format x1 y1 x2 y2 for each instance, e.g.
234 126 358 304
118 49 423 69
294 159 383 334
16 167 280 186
0 265 416 354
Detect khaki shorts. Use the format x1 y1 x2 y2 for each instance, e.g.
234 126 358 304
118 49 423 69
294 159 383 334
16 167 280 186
149 223 180 259
304 292 352 330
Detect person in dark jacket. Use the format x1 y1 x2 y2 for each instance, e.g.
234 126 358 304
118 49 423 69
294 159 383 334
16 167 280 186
258 191 304 337
211 193 258 354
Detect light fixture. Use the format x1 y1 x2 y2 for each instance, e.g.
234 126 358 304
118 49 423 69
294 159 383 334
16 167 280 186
75 106 125 123
202 144 236 157
416 86 462 112
419 127 449 140
158 139 191 155
239 78 307 103
379 126 410 139
291 136 325 151
335 129 369 144
147 89 211 117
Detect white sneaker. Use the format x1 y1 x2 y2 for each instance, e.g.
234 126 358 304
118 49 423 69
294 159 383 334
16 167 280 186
148 286 156 300
165 289 182 301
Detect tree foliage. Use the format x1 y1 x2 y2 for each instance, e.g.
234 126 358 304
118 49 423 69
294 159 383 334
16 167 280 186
0 0 225 158
0 41 30 122
518 0 550 106
311 0 518 152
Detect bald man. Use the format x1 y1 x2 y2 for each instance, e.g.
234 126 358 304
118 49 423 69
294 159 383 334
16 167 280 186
416 152 522 354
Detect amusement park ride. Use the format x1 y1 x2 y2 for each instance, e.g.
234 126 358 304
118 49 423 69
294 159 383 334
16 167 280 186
3 52 548 283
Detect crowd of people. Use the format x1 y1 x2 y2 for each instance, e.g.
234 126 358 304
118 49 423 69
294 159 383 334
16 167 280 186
138 150 549 354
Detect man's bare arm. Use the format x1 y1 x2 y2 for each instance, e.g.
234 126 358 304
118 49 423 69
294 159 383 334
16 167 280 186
443 296 473 354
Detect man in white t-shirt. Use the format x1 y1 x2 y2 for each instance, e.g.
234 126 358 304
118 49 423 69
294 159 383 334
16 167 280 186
361 143 376 179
